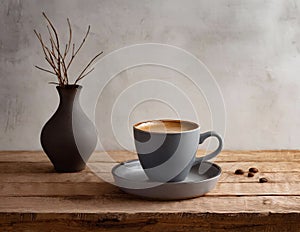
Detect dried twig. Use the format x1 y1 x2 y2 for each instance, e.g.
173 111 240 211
75 51 103 84
34 12 103 86
42 12 62 81
34 30 60 79
76 68 95 82
63 18 72 59
35 65 56 75
67 25 91 70
48 82 60 85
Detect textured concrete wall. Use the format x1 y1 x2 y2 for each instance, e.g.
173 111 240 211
0 0 300 150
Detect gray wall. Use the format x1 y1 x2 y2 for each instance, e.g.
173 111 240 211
1 0 300 150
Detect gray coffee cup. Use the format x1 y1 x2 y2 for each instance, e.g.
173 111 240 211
133 119 223 182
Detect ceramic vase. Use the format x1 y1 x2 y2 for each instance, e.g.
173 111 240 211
40 85 97 172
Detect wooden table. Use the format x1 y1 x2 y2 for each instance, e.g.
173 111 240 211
0 150 300 232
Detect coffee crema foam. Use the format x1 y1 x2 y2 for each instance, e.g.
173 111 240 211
135 120 198 133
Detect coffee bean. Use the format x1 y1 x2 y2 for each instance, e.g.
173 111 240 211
247 172 254 177
234 169 244 175
259 177 268 183
249 167 259 173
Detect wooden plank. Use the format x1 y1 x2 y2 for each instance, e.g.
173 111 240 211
1 150 300 163
0 196 300 213
0 151 132 163
0 162 116 173
218 161 300 173
0 171 294 184
211 182 300 196
0 150 300 231
0 160 299 174
0 182 120 197
0 151 128 163
220 172 300 183
0 172 102 183
100 150 300 163
1 194 300 231
0 151 49 162
1 171 300 184
0 181 300 197
0 162 56 173
0 212 299 232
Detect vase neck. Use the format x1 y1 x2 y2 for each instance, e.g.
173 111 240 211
56 86 82 109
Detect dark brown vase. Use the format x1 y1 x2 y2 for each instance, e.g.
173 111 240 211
40 85 97 172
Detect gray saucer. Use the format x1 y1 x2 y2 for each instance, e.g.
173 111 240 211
112 160 221 200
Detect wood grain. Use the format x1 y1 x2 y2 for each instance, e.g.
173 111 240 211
0 150 300 231
1 159 299 174
1 196 300 213
1 150 300 163
2 170 300 183
1 212 299 232
1 182 300 197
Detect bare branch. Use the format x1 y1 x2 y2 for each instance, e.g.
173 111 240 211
42 12 60 53
48 37 59 63
42 12 62 82
45 20 68 85
67 25 91 70
35 13 103 86
72 43 75 56
75 68 94 84
46 26 57 58
49 37 69 85
34 30 61 81
35 65 56 75
40 38 62 82
34 30 50 61
63 18 72 59
60 57 68 85
48 82 60 85
75 51 103 84
44 46 56 66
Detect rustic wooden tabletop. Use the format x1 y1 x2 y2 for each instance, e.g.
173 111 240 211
0 150 299 232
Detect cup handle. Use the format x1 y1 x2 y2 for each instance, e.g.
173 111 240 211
193 131 223 166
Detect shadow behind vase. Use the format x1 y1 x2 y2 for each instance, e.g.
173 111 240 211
41 85 97 172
